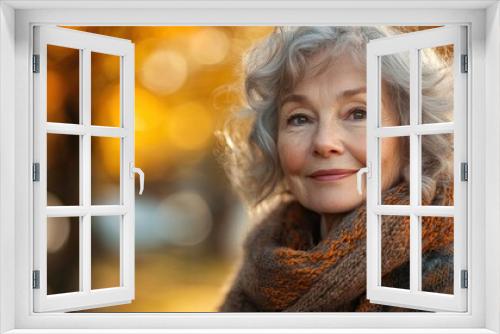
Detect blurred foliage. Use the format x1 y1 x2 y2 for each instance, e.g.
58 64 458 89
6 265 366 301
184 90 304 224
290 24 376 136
46 26 273 312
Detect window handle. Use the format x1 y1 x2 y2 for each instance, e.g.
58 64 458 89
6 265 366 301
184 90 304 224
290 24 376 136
130 162 145 195
356 163 371 195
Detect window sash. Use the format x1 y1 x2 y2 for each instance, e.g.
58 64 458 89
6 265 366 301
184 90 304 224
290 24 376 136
32 25 136 312
366 25 468 312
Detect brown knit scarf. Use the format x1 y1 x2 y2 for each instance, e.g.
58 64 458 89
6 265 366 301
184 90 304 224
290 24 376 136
219 176 454 312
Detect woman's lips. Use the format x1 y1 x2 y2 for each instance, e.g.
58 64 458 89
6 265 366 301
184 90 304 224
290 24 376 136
308 169 358 181
311 173 352 181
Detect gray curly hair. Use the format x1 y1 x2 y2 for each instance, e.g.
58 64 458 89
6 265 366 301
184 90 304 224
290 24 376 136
218 26 453 207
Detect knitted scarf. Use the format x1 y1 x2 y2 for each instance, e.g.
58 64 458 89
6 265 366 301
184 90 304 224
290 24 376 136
219 176 454 312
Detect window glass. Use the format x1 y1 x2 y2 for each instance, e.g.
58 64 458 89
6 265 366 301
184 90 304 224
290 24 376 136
91 52 121 127
47 133 80 206
91 136 121 205
91 216 121 289
47 217 80 295
47 45 80 124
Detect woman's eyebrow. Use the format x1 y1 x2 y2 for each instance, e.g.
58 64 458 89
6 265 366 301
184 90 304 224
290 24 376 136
280 87 366 107
280 94 313 108
339 86 366 100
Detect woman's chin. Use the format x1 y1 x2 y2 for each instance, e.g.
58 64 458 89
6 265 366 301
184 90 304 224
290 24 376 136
303 198 364 214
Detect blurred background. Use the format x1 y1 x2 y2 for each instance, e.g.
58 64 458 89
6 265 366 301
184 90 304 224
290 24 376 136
45 26 274 312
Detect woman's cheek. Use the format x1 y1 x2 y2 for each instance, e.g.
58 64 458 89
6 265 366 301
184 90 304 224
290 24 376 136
347 133 367 166
277 133 308 176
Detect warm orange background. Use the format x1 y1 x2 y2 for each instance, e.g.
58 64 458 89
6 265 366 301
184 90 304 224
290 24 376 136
46 26 273 312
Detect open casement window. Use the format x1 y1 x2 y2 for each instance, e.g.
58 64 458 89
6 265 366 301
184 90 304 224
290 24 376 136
33 26 143 312
363 26 468 312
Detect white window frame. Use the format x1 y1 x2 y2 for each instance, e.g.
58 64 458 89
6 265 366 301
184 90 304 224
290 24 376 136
0 1 499 333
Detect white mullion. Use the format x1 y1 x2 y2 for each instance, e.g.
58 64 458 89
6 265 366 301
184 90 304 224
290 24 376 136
48 122 85 135
81 215 91 292
410 214 421 291
375 55 383 287
47 206 86 217
81 49 92 293
46 205 126 217
92 205 127 216
375 123 453 137
409 48 421 292
46 122 127 138
121 47 135 295
415 48 423 292
78 48 84 292
374 205 454 217
90 125 126 138
120 54 125 288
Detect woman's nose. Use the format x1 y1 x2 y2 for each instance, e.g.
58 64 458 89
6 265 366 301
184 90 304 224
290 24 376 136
312 120 345 158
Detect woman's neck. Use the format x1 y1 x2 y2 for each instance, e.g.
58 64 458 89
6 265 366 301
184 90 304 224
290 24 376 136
320 213 342 239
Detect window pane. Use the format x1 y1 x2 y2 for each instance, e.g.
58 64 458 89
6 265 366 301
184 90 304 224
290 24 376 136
91 136 121 205
91 216 121 289
380 137 409 205
421 134 454 206
381 215 410 290
420 45 454 124
91 52 121 127
380 51 410 127
47 133 80 206
421 216 454 294
47 45 80 124
47 216 80 294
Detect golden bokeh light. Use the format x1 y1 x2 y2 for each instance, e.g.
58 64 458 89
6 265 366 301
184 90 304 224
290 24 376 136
47 44 80 124
189 27 230 65
166 102 215 151
49 26 276 312
96 136 121 180
46 70 66 119
93 83 121 127
94 51 121 81
139 48 188 95
91 52 121 127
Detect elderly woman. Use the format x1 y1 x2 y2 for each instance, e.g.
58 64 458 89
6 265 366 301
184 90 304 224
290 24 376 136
218 26 454 312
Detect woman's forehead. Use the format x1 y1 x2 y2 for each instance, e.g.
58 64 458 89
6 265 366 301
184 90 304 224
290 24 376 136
291 59 366 93
278 49 366 104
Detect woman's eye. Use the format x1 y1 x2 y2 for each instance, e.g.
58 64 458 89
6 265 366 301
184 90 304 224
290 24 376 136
287 114 310 126
349 108 367 120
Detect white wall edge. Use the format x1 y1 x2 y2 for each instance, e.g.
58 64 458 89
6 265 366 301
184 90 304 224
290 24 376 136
0 1 17 334
1 0 498 10
484 1 500 333
2 329 499 334
0 2 496 334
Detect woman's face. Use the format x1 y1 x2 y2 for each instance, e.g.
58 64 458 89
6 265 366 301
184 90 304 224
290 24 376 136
277 53 402 214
